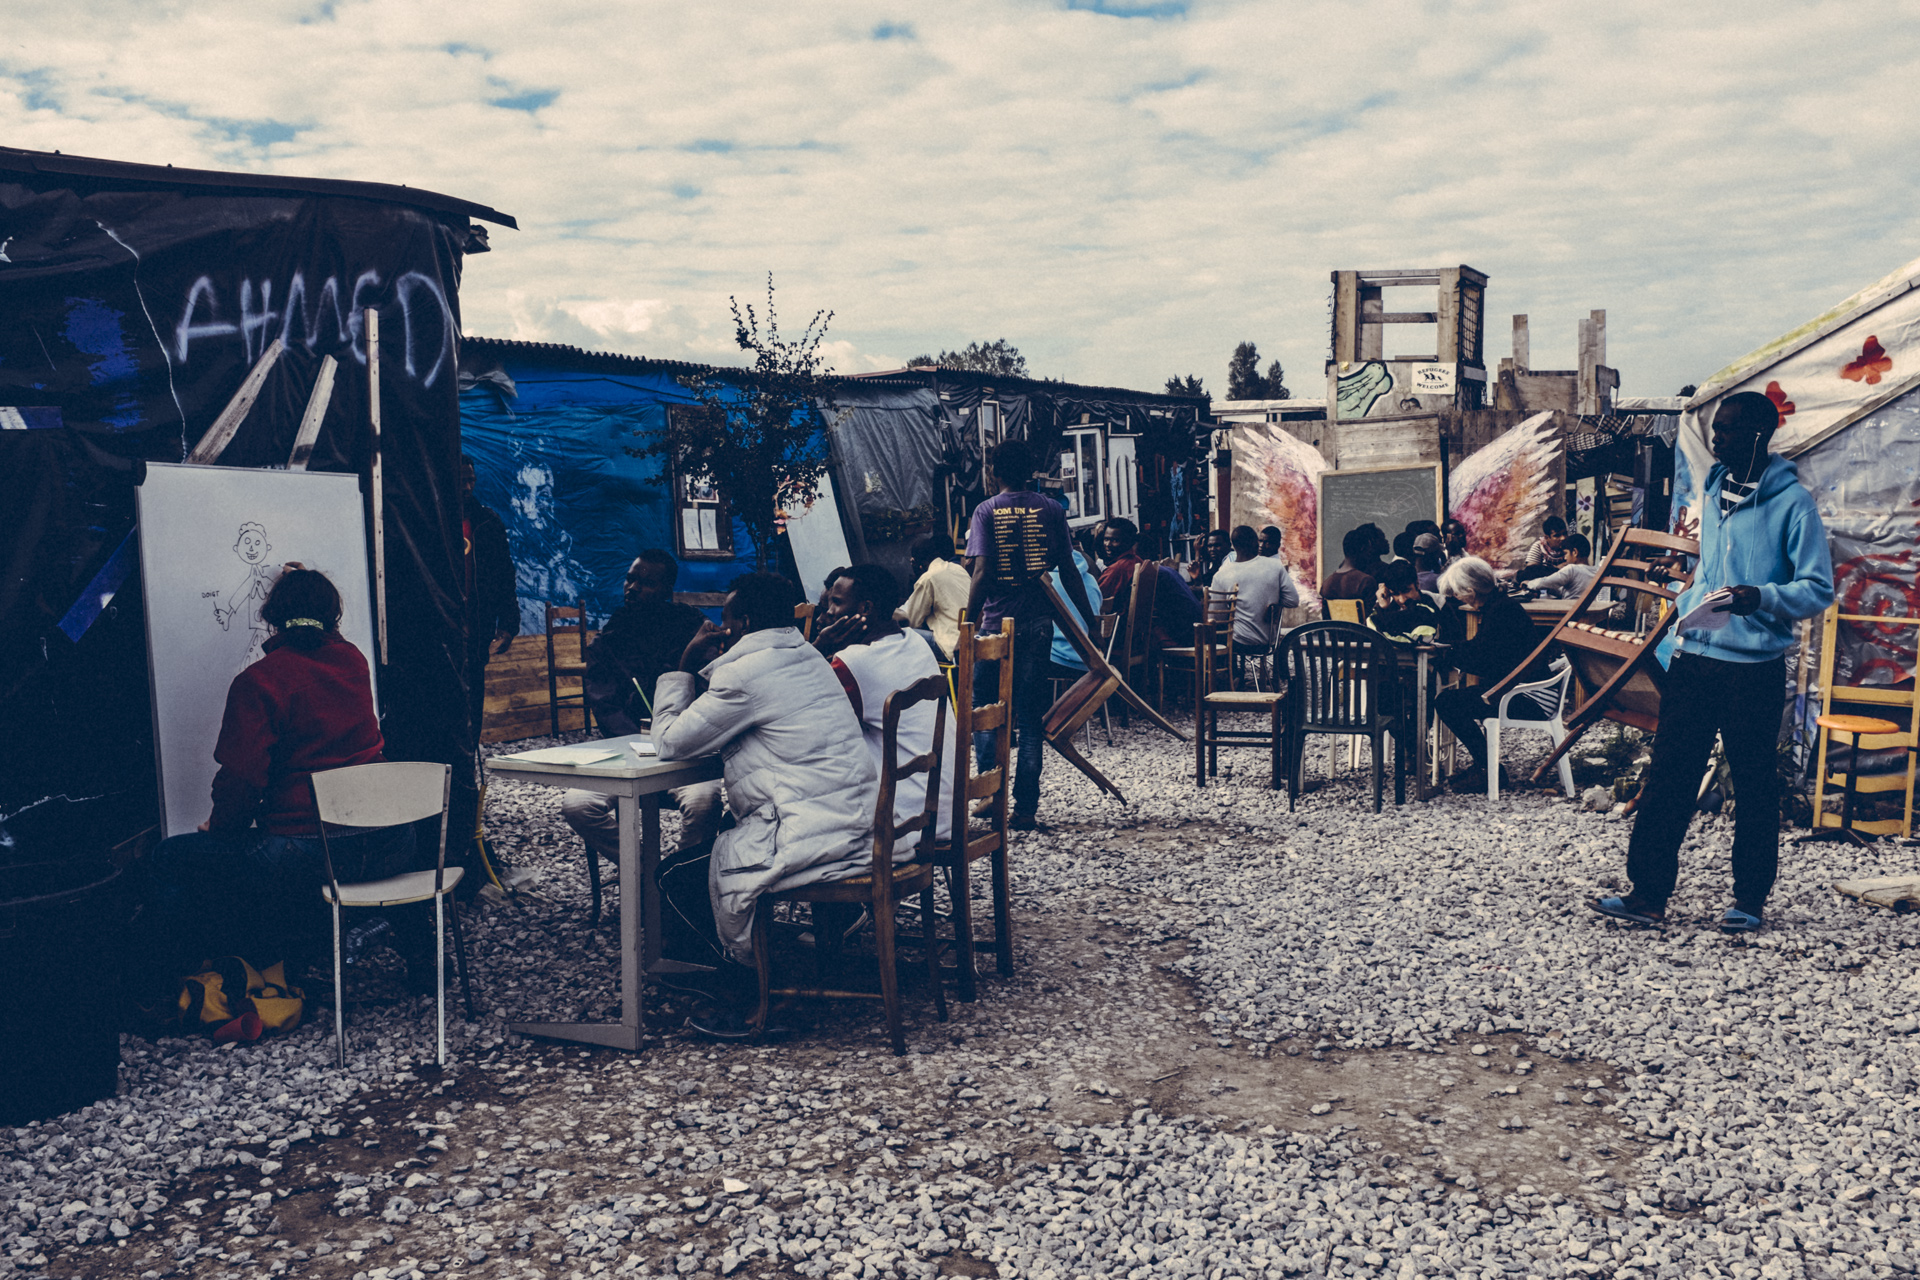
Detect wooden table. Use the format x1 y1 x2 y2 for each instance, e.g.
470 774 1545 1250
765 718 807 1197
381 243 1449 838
1389 643 1453 800
1523 598 1578 631
486 740 722 1051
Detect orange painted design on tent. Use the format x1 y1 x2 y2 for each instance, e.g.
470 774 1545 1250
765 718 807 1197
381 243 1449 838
1841 335 1892 386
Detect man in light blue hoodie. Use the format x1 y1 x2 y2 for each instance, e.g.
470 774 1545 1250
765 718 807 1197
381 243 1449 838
1593 391 1833 934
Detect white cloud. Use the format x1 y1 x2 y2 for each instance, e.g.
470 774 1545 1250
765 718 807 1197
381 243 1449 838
4 0 1918 397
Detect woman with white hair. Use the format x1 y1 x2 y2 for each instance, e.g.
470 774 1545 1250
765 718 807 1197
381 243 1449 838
1432 556 1555 790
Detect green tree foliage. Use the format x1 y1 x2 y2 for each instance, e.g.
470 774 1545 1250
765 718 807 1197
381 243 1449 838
1225 341 1291 400
1164 374 1208 398
633 276 841 571
907 338 1030 378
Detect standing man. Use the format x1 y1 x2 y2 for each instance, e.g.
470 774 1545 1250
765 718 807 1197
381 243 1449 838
966 439 1097 831
1593 391 1833 934
561 550 722 891
462 457 518 740
1193 528 1231 589
1320 526 1382 617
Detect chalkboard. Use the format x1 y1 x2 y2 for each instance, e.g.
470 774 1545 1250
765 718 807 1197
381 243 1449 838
137 463 378 836
1316 464 1443 583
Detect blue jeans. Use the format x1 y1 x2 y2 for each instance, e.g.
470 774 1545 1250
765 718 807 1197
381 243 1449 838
134 826 418 983
973 618 1053 816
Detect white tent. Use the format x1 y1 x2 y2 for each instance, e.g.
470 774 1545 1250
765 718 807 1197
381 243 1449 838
1677 253 1920 686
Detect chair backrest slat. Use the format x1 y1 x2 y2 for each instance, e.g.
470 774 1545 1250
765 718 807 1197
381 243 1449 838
312 761 450 829
875 674 950 879
1278 621 1388 732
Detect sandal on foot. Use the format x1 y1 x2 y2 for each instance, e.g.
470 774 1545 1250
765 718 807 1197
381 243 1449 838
1720 905 1764 934
1590 895 1665 926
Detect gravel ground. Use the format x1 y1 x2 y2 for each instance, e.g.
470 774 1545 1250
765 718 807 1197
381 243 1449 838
6 720 1919 1280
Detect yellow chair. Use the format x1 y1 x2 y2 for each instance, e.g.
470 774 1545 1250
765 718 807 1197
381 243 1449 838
1809 604 1918 840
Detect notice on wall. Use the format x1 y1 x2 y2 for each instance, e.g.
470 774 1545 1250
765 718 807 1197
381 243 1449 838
1410 363 1457 397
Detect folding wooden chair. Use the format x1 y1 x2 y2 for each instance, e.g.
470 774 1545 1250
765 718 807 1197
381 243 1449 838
751 675 950 1055
1478 527 1700 784
544 603 592 736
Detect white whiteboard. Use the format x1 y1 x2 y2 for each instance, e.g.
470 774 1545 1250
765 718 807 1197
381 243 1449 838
137 464 378 836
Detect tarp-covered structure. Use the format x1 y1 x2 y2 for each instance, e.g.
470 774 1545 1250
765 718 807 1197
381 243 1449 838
1676 253 1920 689
0 146 512 862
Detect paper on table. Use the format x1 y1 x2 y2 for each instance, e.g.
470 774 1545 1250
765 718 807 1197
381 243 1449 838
629 739 657 756
1676 588 1737 633
496 744 625 766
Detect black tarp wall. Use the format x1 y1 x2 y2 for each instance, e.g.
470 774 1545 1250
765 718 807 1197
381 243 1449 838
0 148 512 862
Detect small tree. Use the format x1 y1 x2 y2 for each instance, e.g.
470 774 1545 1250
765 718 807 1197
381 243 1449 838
1226 342 1291 400
908 338 1030 378
1164 373 1208 398
1226 341 1265 399
634 276 840 572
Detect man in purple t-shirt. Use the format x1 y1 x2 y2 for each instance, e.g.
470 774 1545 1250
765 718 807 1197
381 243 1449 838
965 439 1096 828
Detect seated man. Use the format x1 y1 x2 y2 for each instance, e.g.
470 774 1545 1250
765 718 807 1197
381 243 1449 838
1529 532 1600 599
1411 533 1445 594
1320 526 1380 618
897 532 970 660
1517 515 1570 581
561 550 724 889
1209 524 1300 652
1368 559 1442 645
816 564 958 847
1095 517 1146 611
652 572 878 1035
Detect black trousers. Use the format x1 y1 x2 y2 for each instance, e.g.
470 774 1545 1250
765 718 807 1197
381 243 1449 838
1626 652 1786 910
1433 685 1547 769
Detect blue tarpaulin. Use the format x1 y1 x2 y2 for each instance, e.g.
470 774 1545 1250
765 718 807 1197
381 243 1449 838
459 344 756 630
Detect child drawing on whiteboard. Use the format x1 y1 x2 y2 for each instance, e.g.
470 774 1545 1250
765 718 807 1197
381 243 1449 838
215 522 277 667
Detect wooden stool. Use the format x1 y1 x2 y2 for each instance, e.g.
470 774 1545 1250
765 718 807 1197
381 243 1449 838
1801 714 1901 847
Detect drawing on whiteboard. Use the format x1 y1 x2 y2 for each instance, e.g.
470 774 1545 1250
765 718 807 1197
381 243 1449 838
213 521 277 667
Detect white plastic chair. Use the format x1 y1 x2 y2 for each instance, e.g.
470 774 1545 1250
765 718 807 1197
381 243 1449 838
311 762 474 1066
1486 657 1577 800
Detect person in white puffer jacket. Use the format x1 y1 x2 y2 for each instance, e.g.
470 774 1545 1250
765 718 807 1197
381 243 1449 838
650 572 878 1032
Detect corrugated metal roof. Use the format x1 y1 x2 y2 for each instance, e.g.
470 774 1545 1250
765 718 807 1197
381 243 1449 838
461 336 929 388
852 364 1208 407
0 145 517 228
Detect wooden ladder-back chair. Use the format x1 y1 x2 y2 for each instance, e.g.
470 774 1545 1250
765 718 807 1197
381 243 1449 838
544 604 593 736
1103 560 1161 720
930 618 1016 1003
750 674 950 1055
1159 586 1238 709
1810 603 1919 840
1276 620 1405 812
794 600 816 641
1193 621 1284 788
1479 527 1699 784
1327 597 1366 625
312 762 475 1067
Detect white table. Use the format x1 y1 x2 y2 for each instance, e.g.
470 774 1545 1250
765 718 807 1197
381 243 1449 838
486 740 722 1051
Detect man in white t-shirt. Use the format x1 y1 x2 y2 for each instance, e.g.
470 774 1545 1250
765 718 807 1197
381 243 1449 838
815 563 958 847
1206 524 1300 650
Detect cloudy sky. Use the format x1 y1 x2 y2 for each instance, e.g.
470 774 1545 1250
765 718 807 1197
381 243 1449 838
7 0 1918 398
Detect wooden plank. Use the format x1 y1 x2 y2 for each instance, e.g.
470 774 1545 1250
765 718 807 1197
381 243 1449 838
1379 312 1438 325
1512 314 1529 371
287 354 337 470
1834 875 1920 911
481 636 589 743
366 309 388 665
1437 266 1460 371
186 338 284 463
1332 271 1359 366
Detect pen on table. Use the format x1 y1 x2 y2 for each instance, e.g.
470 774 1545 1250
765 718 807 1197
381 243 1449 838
632 676 654 717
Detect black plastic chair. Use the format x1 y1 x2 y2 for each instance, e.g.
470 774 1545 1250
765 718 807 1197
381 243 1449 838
1276 620 1405 812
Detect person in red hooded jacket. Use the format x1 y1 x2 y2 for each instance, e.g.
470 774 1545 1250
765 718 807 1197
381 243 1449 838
131 568 423 996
